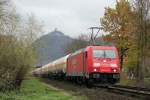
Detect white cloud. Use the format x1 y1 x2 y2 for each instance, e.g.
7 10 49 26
13 0 115 37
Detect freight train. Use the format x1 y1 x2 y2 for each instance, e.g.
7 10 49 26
33 46 120 86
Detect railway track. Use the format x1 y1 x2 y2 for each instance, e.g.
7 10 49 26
96 84 150 99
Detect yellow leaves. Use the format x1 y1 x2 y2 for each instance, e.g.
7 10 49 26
101 0 137 47
101 0 140 70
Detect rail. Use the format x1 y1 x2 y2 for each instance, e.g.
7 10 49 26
95 84 150 98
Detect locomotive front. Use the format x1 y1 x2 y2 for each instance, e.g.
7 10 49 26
88 46 120 83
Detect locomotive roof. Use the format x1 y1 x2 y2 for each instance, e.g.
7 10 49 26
70 45 117 57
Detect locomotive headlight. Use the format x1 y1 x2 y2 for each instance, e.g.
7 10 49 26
94 68 97 72
93 63 100 67
113 69 117 72
110 64 117 67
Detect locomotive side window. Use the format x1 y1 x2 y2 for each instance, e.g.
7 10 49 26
93 50 115 58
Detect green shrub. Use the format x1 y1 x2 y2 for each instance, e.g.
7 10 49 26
0 35 37 91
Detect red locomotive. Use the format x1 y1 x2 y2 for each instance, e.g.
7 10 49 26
67 46 120 85
33 46 120 86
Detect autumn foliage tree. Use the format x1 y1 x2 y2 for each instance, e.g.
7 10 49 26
101 0 137 70
101 0 150 84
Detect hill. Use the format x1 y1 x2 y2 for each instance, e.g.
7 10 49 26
34 29 73 66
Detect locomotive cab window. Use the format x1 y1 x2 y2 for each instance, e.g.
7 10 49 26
93 50 116 58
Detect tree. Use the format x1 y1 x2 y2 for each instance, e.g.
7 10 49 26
134 0 150 85
101 0 150 84
0 0 43 91
21 14 44 46
100 0 136 70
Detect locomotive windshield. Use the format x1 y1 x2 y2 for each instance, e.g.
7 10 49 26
93 50 115 58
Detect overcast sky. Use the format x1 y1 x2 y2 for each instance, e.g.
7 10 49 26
13 0 115 38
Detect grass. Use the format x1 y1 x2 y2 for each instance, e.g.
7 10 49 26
0 78 84 100
119 79 136 86
119 72 150 87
